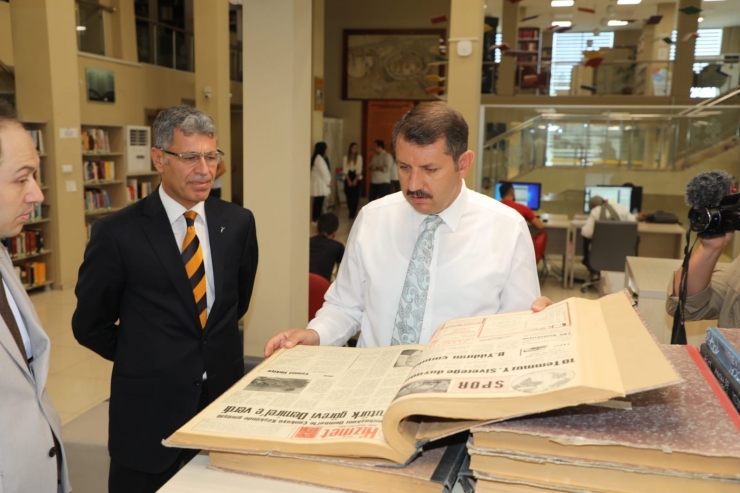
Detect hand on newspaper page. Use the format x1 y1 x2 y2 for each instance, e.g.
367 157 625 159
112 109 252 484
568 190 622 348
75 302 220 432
531 296 555 313
264 328 320 357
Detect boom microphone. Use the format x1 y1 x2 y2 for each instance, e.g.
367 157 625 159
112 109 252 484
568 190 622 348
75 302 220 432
685 170 733 209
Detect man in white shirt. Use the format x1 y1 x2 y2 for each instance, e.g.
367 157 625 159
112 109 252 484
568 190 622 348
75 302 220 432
265 102 544 354
0 101 71 492
368 140 393 201
581 195 636 239
580 195 636 279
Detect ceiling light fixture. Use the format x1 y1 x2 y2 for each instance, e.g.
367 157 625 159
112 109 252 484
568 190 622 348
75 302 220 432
608 20 629 26
551 21 572 27
698 16 704 22
76 26 87 32
551 0 574 7
616 0 642 4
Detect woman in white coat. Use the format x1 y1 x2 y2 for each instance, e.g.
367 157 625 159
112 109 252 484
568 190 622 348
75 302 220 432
310 141 331 222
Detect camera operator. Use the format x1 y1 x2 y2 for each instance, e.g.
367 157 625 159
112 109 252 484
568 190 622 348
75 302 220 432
666 230 736 327
666 170 739 328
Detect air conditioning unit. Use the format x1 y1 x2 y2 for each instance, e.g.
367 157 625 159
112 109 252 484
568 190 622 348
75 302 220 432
126 125 152 174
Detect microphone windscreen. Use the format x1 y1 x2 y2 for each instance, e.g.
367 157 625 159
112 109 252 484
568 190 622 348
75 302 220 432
685 170 733 209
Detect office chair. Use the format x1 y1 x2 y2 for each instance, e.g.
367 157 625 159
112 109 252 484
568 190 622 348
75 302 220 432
309 272 331 320
532 231 548 281
580 221 638 293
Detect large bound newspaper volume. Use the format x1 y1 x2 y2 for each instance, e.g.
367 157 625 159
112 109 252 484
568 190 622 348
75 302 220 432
164 292 679 471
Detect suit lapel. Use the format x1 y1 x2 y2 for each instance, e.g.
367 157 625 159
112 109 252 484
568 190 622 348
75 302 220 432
140 191 201 331
204 197 225 330
0 249 38 384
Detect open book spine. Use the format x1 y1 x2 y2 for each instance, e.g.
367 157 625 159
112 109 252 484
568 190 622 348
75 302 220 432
706 328 740 384
701 343 740 414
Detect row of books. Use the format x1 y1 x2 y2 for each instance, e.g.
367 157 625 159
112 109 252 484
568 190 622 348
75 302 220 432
27 129 45 155
83 160 116 183
84 189 111 213
81 128 111 154
1 229 44 258
26 203 44 223
14 261 47 288
126 179 153 202
466 342 740 493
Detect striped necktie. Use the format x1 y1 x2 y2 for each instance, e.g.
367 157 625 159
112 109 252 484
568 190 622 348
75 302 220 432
182 211 207 329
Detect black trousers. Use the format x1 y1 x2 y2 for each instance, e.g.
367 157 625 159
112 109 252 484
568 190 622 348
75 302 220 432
108 382 209 493
369 183 391 202
345 185 360 219
312 196 325 222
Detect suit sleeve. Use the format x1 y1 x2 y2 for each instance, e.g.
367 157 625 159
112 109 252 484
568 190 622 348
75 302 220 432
237 211 259 319
72 220 126 361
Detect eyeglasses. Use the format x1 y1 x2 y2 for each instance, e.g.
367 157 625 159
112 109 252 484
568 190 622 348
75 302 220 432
158 148 225 166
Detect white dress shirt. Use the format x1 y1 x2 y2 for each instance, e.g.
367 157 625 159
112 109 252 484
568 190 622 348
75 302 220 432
3 278 32 360
158 186 215 315
581 202 636 239
308 182 541 348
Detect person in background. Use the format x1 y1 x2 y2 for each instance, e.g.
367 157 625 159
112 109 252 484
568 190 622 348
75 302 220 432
499 181 545 230
209 160 226 199
0 100 71 493
390 149 400 193
368 139 392 201
310 142 331 222
581 195 636 279
343 142 363 219
265 102 548 355
309 212 345 282
72 105 258 493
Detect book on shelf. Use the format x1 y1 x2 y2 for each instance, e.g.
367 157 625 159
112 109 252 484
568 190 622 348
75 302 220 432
164 292 679 469
81 128 111 154
26 203 43 222
468 344 740 493
26 129 45 155
2 229 44 258
84 161 116 182
210 437 468 493
84 189 111 212
18 261 47 288
701 341 740 413
126 179 138 202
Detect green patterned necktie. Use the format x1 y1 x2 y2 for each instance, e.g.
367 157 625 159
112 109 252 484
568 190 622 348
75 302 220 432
391 215 443 345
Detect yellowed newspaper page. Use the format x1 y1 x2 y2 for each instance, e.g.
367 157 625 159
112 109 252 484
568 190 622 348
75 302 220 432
165 344 426 461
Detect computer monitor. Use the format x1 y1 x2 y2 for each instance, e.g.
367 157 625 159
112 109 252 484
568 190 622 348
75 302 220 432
584 186 632 213
495 181 542 210
595 184 643 213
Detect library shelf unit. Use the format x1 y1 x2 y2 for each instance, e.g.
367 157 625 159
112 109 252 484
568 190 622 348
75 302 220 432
13 120 54 291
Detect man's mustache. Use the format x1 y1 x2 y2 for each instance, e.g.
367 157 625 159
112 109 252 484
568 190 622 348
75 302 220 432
407 189 432 199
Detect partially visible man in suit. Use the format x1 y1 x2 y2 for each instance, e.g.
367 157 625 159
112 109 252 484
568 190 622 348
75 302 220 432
73 106 259 493
0 101 71 492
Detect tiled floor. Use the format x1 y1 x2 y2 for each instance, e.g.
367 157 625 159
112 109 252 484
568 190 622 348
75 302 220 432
39 202 598 426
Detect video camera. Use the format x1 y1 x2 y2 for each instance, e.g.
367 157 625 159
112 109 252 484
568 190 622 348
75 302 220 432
686 170 740 238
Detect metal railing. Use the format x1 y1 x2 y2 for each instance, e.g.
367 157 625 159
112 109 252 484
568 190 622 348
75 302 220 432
479 103 740 190
135 18 194 72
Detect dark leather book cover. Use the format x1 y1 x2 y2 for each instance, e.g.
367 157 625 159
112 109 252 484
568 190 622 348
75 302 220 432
701 343 740 414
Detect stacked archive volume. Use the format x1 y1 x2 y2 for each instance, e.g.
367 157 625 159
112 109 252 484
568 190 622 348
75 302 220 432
164 292 683 492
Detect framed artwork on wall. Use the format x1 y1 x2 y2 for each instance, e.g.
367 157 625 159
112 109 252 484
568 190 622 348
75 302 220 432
86 67 116 103
342 29 446 101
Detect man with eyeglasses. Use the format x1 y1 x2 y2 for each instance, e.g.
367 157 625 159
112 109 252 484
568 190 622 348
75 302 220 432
72 105 258 493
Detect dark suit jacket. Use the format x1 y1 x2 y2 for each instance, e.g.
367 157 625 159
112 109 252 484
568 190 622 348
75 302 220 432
72 191 258 474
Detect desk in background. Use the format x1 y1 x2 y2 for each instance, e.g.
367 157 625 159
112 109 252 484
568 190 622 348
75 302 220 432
624 256 726 346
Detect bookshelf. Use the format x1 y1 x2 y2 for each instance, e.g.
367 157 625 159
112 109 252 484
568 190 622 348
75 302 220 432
9 121 55 291
516 27 543 93
81 124 159 241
